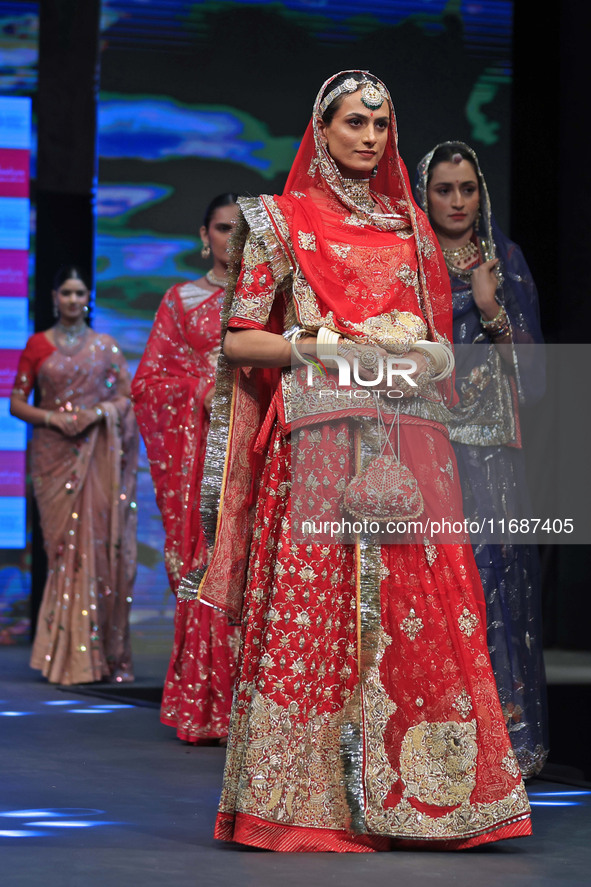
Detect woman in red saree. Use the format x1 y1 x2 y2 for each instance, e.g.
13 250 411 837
10 266 138 685
132 194 240 743
183 73 531 849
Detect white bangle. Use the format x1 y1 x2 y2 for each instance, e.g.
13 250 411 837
412 340 455 382
317 326 340 356
290 328 309 366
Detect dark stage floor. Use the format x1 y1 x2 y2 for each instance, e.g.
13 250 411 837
1 645 590 887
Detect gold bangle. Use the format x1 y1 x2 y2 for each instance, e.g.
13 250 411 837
44 411 52 427
480 305 508 329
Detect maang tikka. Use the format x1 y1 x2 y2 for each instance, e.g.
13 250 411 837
359 81 387 110
318 77 388 116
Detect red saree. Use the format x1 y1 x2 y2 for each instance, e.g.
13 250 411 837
132 283 239 741
13 329 138 685
187 72 531 849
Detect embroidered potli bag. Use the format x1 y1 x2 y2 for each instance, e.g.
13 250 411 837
343 396 424 522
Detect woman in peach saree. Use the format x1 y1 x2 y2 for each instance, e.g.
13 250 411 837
10 265 138 685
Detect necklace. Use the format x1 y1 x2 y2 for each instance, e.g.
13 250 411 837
442 240 479 266
206 269 228 288
341 178 375 213
55 319 88 347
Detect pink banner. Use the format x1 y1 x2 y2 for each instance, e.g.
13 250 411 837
0 250 28 296
0 148 29 197
0 350 20 397
0 451 25 497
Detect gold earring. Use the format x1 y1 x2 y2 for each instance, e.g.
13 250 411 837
201 243 211 259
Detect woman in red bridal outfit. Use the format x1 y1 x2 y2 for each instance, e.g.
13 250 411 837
187 73 532 848
132 194 240 743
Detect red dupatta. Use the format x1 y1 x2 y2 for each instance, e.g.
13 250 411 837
131 284 220 591
274 71 454 349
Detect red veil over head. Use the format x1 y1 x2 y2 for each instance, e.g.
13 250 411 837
278 70 454 347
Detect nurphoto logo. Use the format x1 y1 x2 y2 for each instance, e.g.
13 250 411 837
303 353 418 398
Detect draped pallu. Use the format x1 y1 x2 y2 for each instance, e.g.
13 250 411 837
132 283 239 741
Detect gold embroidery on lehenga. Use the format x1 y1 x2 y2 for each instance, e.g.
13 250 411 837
400 720 478 807
221 689 351 829
424 540 438 566
361 634 532 838
458 608 480 637
400 608 424 641
500 750 521 779
382 787 530 840
452 689 473 718
360 630 399 808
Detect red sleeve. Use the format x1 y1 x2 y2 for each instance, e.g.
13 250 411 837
227 230 277 329
227 317 266 330
12 333 56 397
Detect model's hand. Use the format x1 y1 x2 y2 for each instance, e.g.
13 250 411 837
405 350 430 378
332 341 390 382
74 408 103 434
48 410 79 436
383 350 431 398
471 258 500 318
48 408 101 436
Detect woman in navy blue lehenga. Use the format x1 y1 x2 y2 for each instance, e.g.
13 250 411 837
416 142 548 777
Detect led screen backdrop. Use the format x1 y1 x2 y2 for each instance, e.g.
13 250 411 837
0 0 514 644
0 0 36 643
0 95 31 553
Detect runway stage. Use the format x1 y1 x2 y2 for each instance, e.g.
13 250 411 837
1 645 590 887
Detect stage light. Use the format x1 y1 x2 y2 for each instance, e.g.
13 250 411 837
26 821 110 828
91 704 134 710
1 703 135 717
528 800 580 807
0 830 46 838
3 808 105 818
0 711 33 717
1 808 113 837
43 700 83 706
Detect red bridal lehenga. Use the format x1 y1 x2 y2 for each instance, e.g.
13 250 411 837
132 283 239 742
180 72 532 850
12 329 138 685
